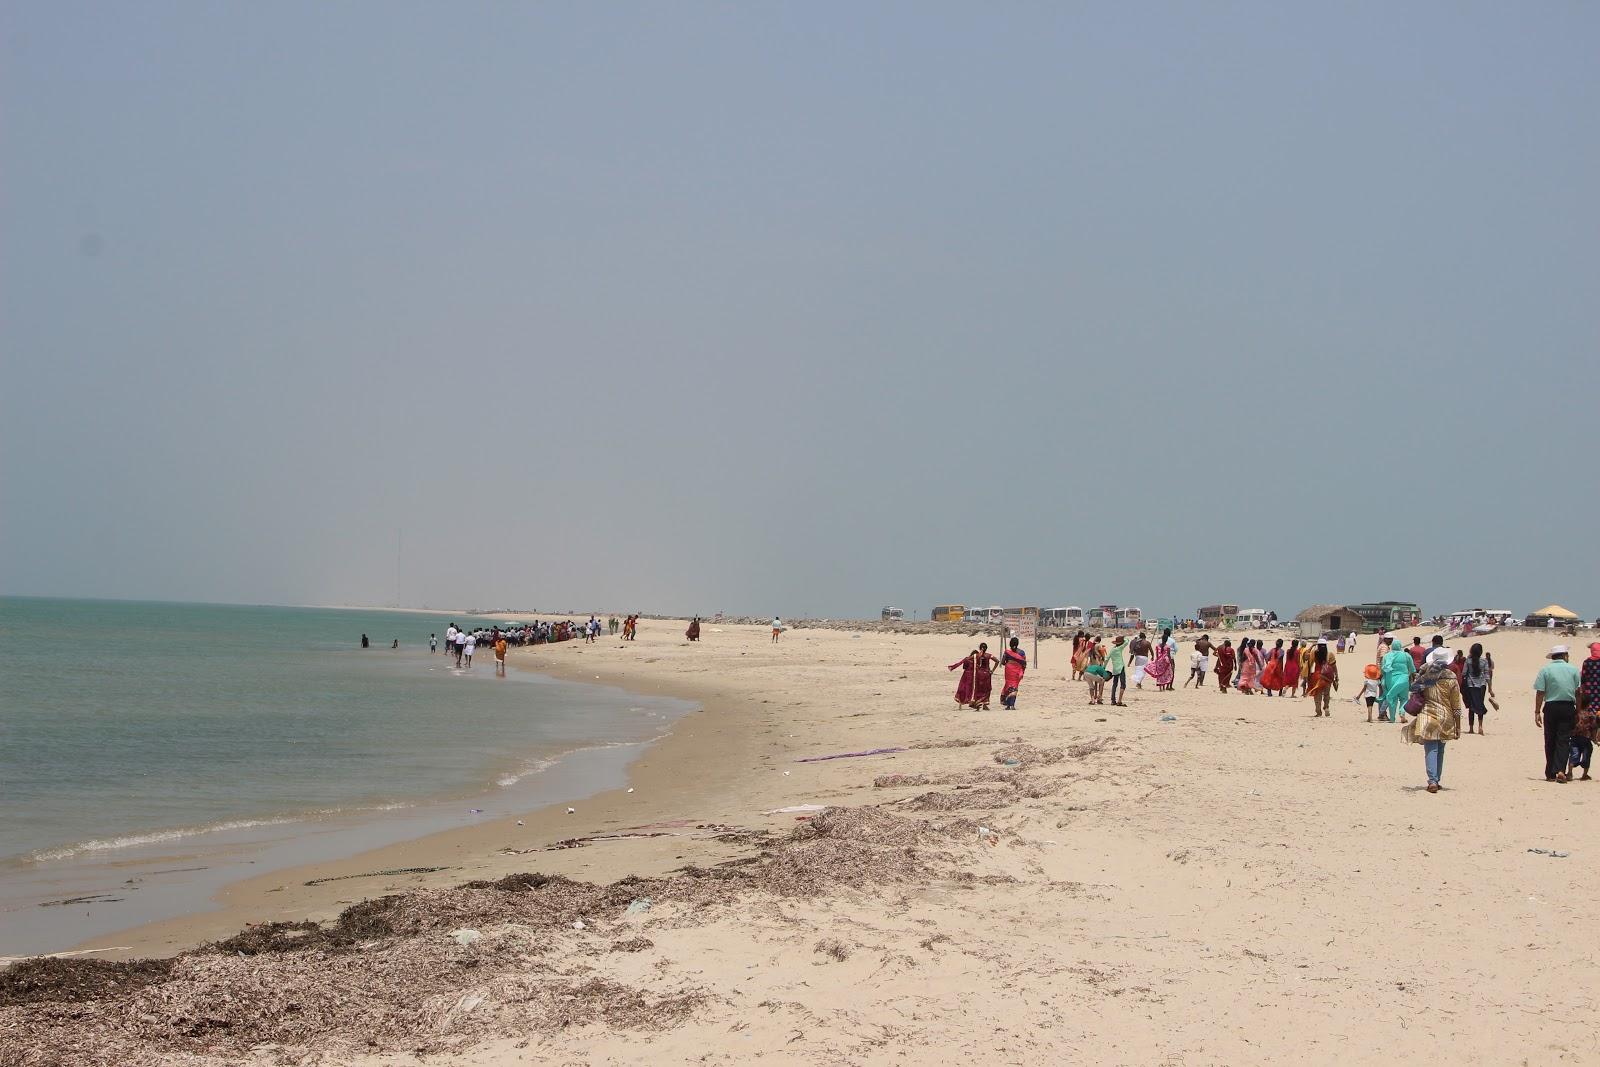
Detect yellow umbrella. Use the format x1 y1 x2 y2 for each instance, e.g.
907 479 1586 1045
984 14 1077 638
1532 604 1578 619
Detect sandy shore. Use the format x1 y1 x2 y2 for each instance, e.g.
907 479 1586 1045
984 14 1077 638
7 620 1600 1065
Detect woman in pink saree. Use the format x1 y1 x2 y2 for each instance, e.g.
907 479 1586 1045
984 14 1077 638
1145 639 1175 689
1235 638 1261 693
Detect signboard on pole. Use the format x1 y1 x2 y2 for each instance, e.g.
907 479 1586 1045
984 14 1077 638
1003 611 1039 667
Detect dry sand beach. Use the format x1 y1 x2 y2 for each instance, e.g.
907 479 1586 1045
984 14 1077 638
5 620 1600 1065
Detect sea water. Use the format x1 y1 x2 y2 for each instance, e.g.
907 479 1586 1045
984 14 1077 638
0 597 689 954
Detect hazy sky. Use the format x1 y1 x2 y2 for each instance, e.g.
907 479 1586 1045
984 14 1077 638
2 3 1595 621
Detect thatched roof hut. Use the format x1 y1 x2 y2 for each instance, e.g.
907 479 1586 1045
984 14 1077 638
1294 604 1366 637
1525 604 1580 627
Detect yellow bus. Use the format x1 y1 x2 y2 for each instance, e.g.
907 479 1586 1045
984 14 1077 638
930 604 965 623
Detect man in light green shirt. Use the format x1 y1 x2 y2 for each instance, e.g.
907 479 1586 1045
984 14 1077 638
1534 645 1581 782
1106 636 1129 706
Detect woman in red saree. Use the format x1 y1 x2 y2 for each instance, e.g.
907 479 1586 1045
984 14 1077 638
1281 640 1302 696
972 642 997 709
1214 640 1237 692
1000 637 1027 709
1261 639 1285 695
948 649 978 707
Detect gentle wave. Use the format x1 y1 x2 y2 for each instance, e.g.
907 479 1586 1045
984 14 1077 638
494 735 668 788
28 737 671 863
26 803 415 863
28 818 302 862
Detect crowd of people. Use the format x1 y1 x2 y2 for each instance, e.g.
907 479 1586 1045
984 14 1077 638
949 624 1600 797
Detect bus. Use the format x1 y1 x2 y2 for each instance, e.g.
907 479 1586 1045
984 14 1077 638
1041 606 1084 628
1197 604 1240 628
1115 607 1143 629
930 605 965 623
1236 608 1271 629
881 606 905 622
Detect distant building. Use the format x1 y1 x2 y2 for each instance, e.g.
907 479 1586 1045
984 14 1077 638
1296 605 1368 638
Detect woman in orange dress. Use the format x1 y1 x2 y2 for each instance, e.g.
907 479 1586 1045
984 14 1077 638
1261 639 1285 695
1307 642 1340 716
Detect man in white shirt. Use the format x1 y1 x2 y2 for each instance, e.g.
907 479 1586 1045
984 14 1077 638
463 632 476 667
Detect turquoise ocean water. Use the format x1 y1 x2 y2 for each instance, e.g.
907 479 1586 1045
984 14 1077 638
0 598 687 953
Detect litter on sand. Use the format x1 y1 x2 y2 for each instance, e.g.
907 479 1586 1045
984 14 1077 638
764 804 828 815
795 747 906 763
624 899 652 916
1528 848 1570 858
450 929 481 946
1160 715 1177 722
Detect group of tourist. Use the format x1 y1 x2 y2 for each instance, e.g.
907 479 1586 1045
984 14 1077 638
434 623 508 673
948 637 1028 710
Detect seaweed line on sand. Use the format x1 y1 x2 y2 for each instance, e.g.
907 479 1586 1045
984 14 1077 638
0 804 1007 1067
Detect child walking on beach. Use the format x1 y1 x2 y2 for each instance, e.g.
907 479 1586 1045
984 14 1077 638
1184 649 1205 688
1358 664 1382 722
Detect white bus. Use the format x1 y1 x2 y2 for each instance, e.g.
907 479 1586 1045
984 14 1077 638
1041 606 1085 628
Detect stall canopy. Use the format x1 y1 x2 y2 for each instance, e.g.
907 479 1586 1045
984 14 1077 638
1532 604 1579 619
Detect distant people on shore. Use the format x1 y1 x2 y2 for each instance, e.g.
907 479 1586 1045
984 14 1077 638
609 616 619 636
494 633 507 676
462 630 476 668
772 617 784 643
361 633 369 649
429 633 437 653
